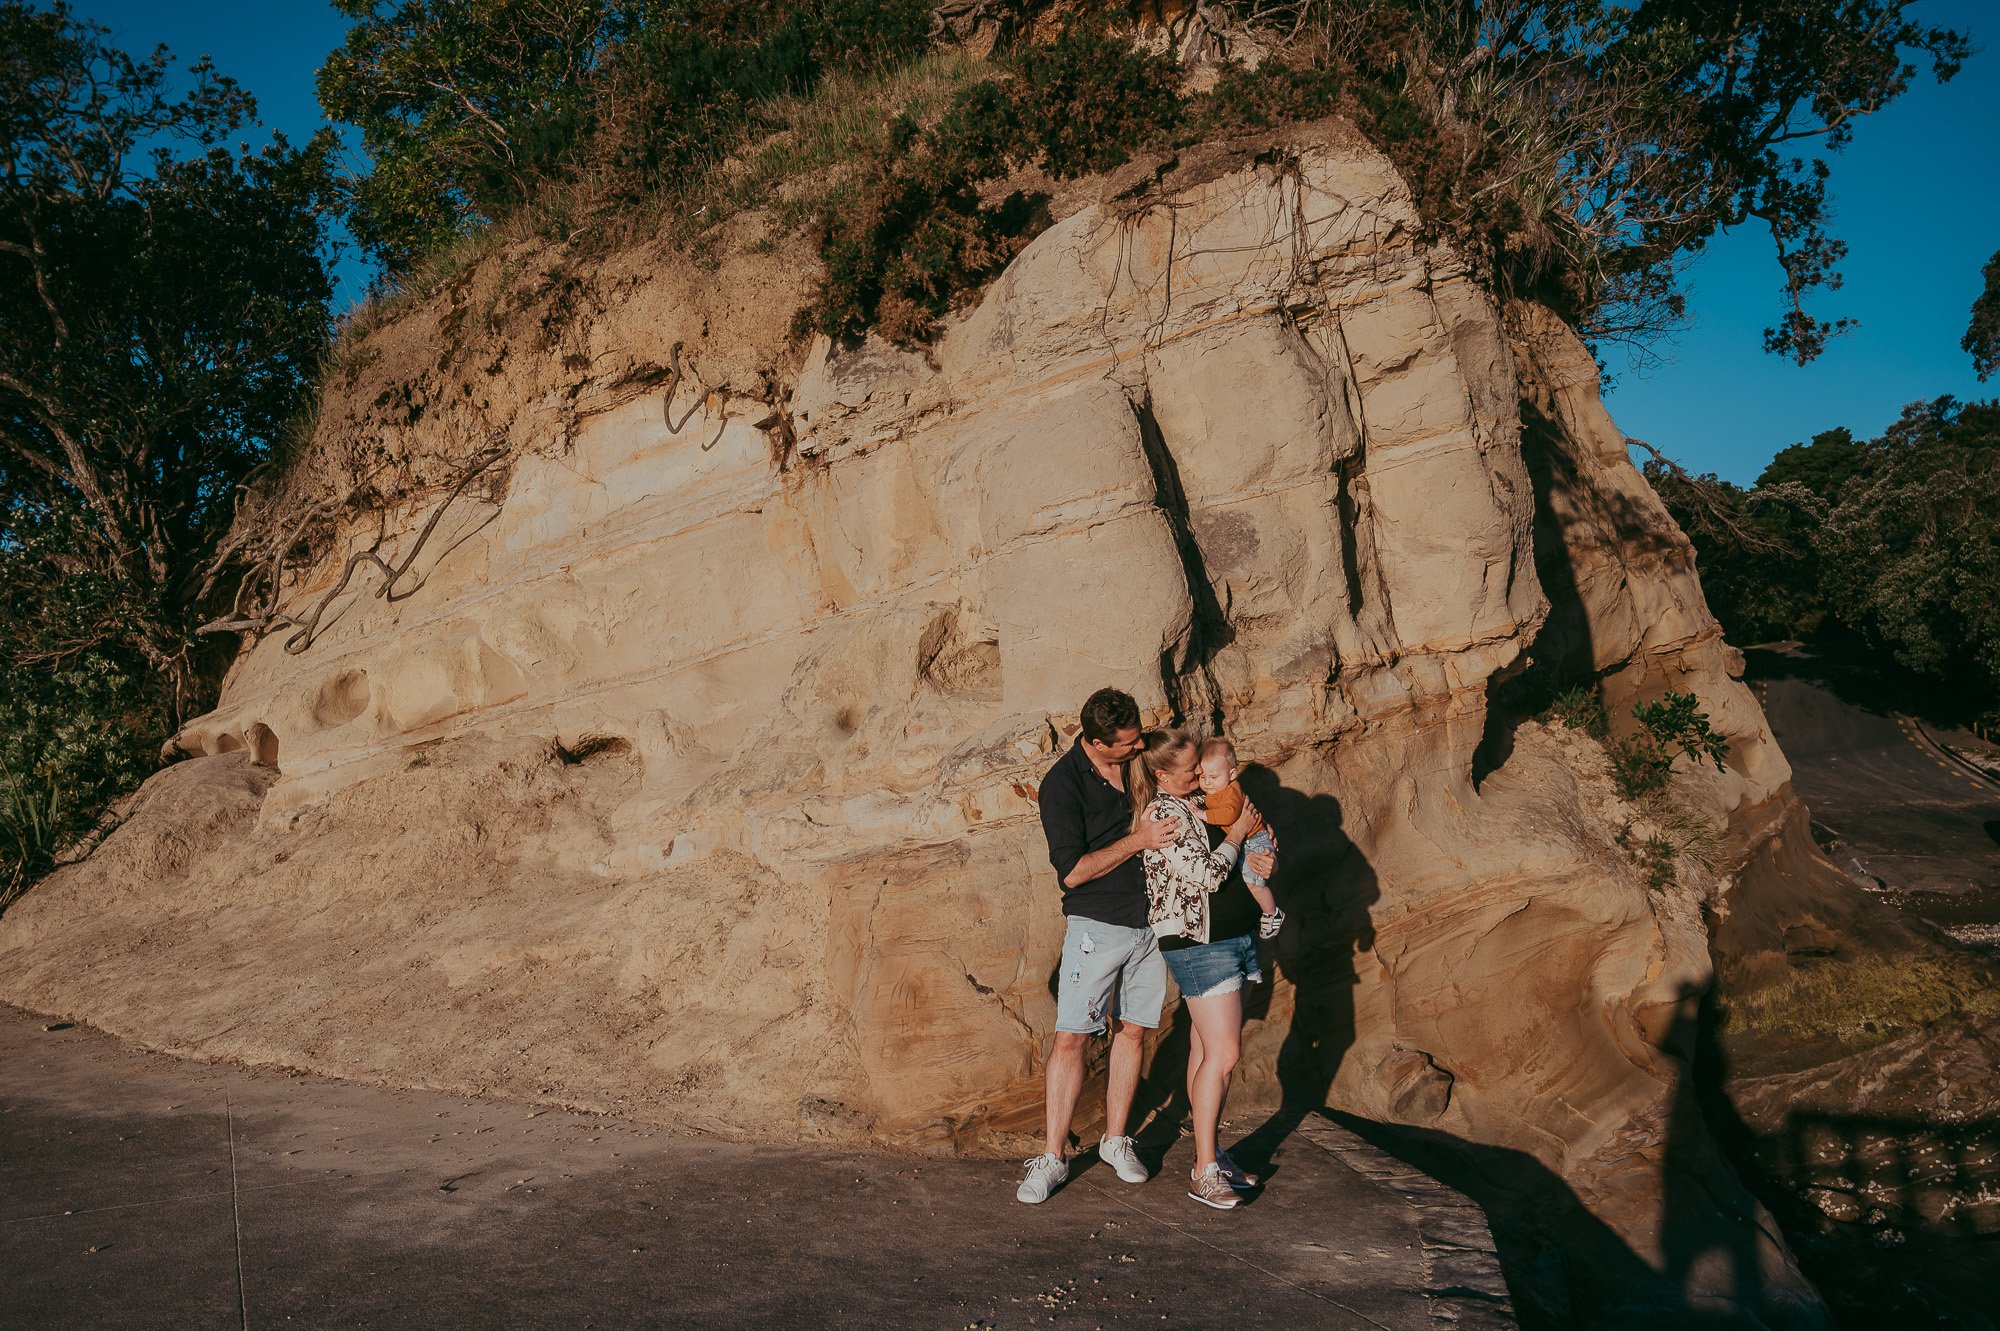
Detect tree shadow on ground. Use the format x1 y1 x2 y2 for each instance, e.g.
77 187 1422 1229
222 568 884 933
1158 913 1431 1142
1320 984 1818 1329
1743 634 2000 734
1698 983 2000 1328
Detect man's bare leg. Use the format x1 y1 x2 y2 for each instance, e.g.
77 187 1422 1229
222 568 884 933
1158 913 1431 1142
1042 1031 1089 1158
1102 1019 1146 1139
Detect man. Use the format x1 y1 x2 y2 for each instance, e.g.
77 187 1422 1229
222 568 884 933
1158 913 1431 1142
1017 687 1176 1203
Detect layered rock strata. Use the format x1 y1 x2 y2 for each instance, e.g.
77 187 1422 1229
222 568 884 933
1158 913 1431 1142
1 120 1831 1322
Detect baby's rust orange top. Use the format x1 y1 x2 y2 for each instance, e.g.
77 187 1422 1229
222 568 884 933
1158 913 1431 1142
1200 780 1263 835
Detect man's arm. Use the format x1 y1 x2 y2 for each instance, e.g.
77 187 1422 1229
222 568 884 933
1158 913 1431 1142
1039 764 1173 890
1062 824 1169 889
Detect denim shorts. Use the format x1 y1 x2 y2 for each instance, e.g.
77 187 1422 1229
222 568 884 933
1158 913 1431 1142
1055 917 1168 1035
1162 933 1260 1000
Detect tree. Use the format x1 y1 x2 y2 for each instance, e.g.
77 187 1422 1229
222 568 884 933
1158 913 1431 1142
316 0 619 271
0 3 336 895
1219 0 1968 362
1649 399 2000 722
1757 426 1866 499
1642 460 1822 644
1815 398 2000 706
317 0 932 272
1966 248 2000 381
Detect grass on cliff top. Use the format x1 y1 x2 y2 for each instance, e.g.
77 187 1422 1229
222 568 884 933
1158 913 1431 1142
1722 953 2000 1052
712 49 990 228
363 48 992 319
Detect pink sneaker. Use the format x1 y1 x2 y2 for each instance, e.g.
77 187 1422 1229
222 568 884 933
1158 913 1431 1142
1188 1163 1239 1210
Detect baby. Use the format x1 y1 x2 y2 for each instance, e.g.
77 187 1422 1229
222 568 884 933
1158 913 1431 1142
1196 738 1283 940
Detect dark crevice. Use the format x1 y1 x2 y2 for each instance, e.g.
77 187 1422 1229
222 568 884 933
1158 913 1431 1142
1472 399 1594 787
1333 452 1368 619
1129 392 1233 733
552 734 632 765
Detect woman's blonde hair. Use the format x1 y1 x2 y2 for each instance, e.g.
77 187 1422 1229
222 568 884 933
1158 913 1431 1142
1126 728 1198 832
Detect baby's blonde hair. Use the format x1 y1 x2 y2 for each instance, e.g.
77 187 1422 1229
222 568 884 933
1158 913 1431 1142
1199 737 1237 765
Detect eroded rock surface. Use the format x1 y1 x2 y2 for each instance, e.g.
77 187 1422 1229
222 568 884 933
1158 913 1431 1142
2 121 1833 1322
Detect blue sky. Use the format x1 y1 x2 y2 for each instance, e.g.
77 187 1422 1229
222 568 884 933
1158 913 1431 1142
1599 0 1999 482
66 0 2000 484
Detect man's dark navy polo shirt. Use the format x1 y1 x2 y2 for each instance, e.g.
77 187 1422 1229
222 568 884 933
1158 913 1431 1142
1038 738 1148 928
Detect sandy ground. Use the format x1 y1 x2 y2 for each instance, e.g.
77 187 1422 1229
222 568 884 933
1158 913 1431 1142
0 1004 1511 1330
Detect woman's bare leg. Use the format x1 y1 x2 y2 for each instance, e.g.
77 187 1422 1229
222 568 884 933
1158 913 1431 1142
1184 989 1243 1177
1185 1015 1206 1164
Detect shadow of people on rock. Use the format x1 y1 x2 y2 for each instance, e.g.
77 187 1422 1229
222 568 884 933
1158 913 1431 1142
1127 764 1379 1180
1696 981 2000 1326
1221 765 1379 1182
1659 981 1791 1326
1327 981 1818 1330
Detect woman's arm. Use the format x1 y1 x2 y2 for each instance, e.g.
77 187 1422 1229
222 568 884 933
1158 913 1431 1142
1152 797 1240 895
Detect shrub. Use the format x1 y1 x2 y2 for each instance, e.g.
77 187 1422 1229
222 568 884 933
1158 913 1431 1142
1011 27 1185 179
1541 683 1610 738
0 649 160 914
1615 820 1679 892
1193 60 1342 135
806 86 1044 344
1611 691 1729 799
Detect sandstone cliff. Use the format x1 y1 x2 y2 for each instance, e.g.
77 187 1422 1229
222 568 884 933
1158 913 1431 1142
0 119 1844 1323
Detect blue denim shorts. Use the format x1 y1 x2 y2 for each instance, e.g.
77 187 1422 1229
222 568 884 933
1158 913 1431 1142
1162 933 1261 1000
1055 917 1167 1035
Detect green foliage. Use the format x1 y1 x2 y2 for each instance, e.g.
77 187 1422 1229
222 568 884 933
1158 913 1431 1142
1609 691 1729 799
320 0 933 271
1965 248 2000 382
1641 460 1825 644
1815 399 2000 698
316 1 1962 360
594 0 930 201
0 497 162 908
2 3 337 696
806 80 1040 344
1011 28 1183 179
1615 821 1679 893
1541 683 1610 738
317 0 617 269
0 645 156 913
1758 427 1867 500
0 4 336 903
1648 399 2000 722
1191 60 1341 135
1634 692 1732 770
801 31 1338 344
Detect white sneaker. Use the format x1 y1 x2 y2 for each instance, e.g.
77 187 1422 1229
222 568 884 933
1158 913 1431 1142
1016 1152 1068 1204
1258 907 1285 940
1098 1135 1148 1184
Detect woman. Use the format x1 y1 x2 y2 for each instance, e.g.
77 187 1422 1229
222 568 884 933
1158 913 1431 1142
1127 728 1274 1210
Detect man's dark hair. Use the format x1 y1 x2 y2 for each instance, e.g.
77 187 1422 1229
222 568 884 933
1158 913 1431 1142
1079 688 1141 744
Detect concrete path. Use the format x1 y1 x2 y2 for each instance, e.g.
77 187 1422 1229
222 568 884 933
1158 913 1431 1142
1 1006 1510 1330
1748 650 2000 950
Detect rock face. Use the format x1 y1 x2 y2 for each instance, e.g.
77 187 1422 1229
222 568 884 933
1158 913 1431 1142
1 120 1830 1321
